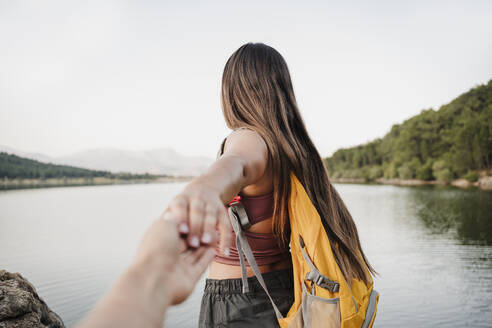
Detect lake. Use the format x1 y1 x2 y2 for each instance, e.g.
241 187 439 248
1 182 491 327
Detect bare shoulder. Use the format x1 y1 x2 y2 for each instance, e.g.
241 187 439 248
221 127 270 187
223 127 268 158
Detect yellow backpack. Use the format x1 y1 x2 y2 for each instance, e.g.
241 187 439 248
227 172 379 328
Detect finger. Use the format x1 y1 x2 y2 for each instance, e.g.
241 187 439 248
218 205 233 256
184 246 215 281
170 196 190 234
160 210 179 226
187 198 205 248
157 216 179 241
200 204 219 245
191 247 216 278
178 238 187 253
184 245 207 263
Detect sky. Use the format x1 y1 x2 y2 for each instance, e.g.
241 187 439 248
1 0 491 158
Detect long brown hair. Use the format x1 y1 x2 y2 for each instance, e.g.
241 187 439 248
221 42 376 284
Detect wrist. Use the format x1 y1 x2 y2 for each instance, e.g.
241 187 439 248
129 252 174 307
186 177 220 194
82 260 172 328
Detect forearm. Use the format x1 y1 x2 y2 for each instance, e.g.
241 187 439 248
76 258 171 328
188 155 249 204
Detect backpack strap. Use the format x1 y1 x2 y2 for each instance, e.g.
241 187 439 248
216 137 227 159
299 235 340 293
216 127 253 160
234 228 249 293
299 235 359 313
228 203 284 320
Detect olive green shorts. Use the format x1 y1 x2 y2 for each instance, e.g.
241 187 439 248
198 268 294 328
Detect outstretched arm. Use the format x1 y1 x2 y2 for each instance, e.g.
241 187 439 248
75 130 268 328
166 128 269 252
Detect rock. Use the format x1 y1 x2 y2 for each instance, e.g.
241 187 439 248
0 270 64 328
331 177 366 184
451 179 473 188
375 178 442 186
478 176 492 190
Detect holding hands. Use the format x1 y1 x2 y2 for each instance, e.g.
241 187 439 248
162 181 234 255
77 129 266 327
77 190 231 328
134 214 217 305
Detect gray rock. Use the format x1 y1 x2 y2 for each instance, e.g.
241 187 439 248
0 270 64 328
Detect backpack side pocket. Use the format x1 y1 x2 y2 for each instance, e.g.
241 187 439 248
287 281 340 328
302 281 340 328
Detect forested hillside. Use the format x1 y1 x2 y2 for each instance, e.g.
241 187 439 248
324 80 492 182
0 152 157 180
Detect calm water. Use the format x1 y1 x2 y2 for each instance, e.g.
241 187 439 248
1 183 491 327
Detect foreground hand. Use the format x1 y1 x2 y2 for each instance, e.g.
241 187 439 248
134 214 215 305
76 214 216 328
163 182 233 255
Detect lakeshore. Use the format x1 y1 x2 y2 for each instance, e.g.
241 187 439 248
3 173 492 192
0 176 193 190
331 173 492 191
324 81 492 195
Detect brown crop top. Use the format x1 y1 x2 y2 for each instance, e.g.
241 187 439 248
213 130 291 266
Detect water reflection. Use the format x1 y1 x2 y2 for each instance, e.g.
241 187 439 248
2 183 492 327
411 187 492 245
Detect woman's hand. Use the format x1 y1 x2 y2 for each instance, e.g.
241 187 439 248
163 182 233 255
162 128 271 255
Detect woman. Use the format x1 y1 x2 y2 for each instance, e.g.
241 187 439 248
166 42 376 327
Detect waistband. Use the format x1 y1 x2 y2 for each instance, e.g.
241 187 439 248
204 268 293 294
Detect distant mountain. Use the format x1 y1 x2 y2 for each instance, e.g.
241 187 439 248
0 146 213 176
0 145 53 164
57 148 213 176
0 152 111 179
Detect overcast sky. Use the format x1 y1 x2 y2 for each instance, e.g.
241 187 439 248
1 0 491 158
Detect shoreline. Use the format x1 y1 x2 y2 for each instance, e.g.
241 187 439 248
3 175 492 192
0 176 194 191
331 175 492 191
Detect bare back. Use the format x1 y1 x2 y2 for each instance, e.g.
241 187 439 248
208 128 292 279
